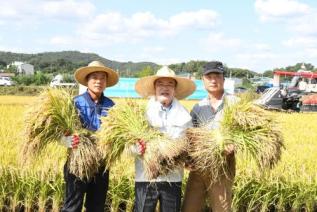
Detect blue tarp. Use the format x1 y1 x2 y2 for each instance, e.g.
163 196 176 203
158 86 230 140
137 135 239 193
105 78 207 100
102 78 234 100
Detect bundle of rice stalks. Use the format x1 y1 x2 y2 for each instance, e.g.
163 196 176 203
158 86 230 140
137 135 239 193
186 127 232 182
142 137 189 179
187 96 284 183
97 99 187 179
223 99 284 169
21 88 101 180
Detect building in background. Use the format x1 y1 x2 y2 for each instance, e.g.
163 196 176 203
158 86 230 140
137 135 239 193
7 61 34 75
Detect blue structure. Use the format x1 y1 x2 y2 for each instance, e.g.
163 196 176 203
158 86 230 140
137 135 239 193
105 78 207 100
103 77 235 100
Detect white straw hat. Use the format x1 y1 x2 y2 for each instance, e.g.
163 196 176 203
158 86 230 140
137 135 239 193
135 66 196 100
74 61 119 87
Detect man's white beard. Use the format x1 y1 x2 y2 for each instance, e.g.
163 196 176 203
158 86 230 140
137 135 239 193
156 95 171 106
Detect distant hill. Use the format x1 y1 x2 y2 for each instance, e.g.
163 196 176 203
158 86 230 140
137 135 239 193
0 50 279 79
0 51 159 75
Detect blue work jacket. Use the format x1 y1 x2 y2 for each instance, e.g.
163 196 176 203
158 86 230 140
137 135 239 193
74 91 114 132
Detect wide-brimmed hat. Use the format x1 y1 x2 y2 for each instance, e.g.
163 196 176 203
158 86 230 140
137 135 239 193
74 61 119 87
135 66 196 100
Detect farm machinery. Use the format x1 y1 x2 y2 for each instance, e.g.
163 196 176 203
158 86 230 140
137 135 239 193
255 65 317 112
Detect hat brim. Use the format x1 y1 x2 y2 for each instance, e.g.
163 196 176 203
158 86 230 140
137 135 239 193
135 76 196 100
74 66 119 87
203 69 224 75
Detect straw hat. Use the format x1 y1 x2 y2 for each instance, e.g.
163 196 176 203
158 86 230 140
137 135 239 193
74 61 119 87
135 66 196 100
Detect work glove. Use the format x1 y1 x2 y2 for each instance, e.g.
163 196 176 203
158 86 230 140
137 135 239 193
137 139 146 155
130 139 146 155
60 134 80 149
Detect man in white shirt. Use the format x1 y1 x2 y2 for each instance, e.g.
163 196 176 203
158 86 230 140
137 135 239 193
133 66 196 212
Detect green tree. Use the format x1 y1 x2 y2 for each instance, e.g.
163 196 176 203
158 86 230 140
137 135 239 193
13 75 34 85
169 62 185 73
13 72 51 85
0 60 6 69
227 68 256 78
280 63 315 72
6 65 18 74
263 70 273 78
135 66 154 77
242 78 254 89
33 72 51 85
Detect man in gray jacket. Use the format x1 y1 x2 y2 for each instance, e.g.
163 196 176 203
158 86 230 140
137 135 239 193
182 61 236 212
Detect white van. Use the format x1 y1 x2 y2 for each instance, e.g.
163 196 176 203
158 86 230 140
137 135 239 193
0 77 15 86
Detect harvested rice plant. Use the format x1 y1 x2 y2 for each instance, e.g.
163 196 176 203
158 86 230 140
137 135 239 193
0 95 317 211
97 99 188 180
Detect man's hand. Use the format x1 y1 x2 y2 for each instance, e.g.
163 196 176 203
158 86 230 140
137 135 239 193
136 139 146 155
184 157 196 171
224 143 235 156
61 134 80 149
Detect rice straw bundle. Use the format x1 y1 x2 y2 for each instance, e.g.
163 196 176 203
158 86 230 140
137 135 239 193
186 127 232 182
187 96 284 183
142 137 189 179
223 99 284 169
97 99 187 179
22 88 101 180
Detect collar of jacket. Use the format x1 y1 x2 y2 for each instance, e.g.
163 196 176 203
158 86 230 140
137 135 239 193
83 90 106 106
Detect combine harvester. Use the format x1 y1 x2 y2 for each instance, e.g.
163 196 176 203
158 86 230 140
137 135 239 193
255 64 317 112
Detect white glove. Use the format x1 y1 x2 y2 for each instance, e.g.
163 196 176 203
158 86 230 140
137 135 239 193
60 136 73 148
129 140 146 156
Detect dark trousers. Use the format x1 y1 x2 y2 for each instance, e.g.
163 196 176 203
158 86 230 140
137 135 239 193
134 181 182 212
61 164 109 212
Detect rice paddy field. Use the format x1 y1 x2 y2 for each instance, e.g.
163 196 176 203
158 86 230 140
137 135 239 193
1 95 317 211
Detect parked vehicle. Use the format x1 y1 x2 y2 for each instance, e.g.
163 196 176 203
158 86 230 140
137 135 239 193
255 65 317 112
0 77 15 86
50 74 75 88
256 85 271 94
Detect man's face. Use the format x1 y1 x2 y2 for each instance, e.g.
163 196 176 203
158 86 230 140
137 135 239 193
202 72 224 94
154 77 176 106
87 71 107 95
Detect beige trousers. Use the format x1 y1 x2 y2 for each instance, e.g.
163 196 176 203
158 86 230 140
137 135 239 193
182 155 235 212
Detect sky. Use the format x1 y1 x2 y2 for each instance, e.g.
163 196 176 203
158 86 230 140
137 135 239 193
0 0 316 72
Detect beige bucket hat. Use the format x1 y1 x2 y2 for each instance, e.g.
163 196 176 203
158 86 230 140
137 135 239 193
74 61 119 87
135 66 196 100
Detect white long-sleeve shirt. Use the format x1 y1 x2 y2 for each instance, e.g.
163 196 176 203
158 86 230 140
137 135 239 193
134 97 192 182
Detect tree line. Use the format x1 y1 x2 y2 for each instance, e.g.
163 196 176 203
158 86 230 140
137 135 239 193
0 51 315 86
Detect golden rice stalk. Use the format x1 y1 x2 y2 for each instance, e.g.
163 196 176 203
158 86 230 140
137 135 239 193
187 96 284 183
142 137 188 179
186 127 232 184
97 99 187 180
224 100 284 169
22 88 81 157
97 99 161 167
67 135 101 180
21 88 101 180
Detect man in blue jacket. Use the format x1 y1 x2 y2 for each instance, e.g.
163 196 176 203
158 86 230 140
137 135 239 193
61 61 119 212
